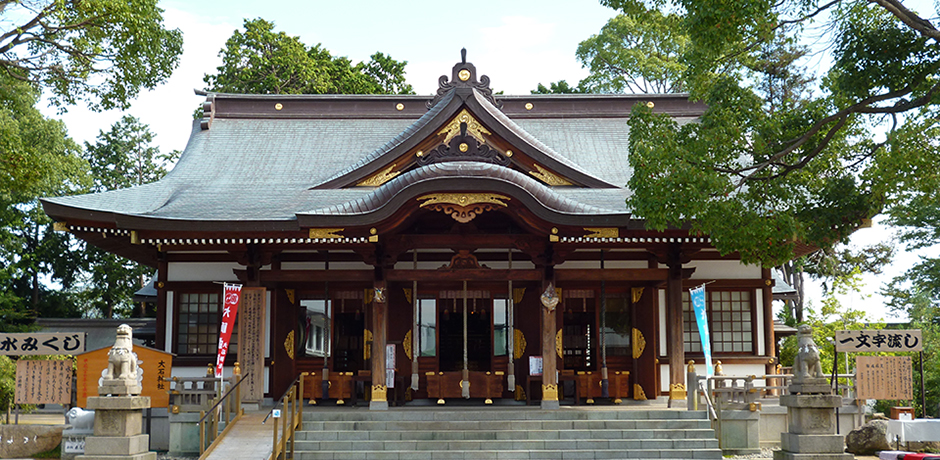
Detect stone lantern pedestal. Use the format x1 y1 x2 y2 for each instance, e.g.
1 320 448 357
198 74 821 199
77 396 154 460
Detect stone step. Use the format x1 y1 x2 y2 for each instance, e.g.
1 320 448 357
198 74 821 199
301 409 709 422
294 438 719 451
295 448 724 459
301 419 712 432
297 428 717 441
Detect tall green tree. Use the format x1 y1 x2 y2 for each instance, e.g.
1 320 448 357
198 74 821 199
204 18 413 95
0 76 89 330
612 0 940 266
78 116 178 318
577 8 688 93
0 0 183 111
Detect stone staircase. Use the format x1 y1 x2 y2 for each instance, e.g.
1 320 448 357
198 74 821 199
293 407 722 459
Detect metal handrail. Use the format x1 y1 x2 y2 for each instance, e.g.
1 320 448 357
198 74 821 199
698 379 718 420
267 372 306 460
199 373 249 425
197 371 247 458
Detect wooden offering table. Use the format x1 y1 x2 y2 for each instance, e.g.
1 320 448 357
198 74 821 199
426 371 504 403
302 371 353 404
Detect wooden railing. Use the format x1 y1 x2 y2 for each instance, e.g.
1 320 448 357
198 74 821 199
196 368 248 459
266 372 305 460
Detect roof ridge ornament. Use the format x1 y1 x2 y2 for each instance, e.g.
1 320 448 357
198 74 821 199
427 49 502 109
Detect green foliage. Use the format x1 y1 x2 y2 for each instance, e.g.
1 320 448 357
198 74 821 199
610 0 940 266
0 0 183 111
205 19 413 95
531 80 589 94
0 355 14 414
577 9 688 93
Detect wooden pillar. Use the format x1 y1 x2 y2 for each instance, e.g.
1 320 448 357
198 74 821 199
155 253 168 352
540 276 559 410
762 268 776 374
370 279 389 410
666 244 686 403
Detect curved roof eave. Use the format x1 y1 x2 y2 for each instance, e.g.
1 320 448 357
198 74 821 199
296 162 637 228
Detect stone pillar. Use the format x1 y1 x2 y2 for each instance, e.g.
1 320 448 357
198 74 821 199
774 325 852 460
370 282 389 411
77 324 155 460
540 282 559 410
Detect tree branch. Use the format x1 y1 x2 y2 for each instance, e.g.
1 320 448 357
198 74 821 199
868 0 940 41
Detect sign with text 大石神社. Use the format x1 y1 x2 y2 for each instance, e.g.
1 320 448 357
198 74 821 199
75 344 173 408
0 332 85 355
834 329 922 352
14 359 72 404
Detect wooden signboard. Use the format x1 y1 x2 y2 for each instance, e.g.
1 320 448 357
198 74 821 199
15 359 72 404
75 345 173 408
835 330 922 352
238 287 266 402
0 332 85 355
856 355 913 400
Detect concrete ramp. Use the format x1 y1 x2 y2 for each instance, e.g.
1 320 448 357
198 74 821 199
201 411 272 460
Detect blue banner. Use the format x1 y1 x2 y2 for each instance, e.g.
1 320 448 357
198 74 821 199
690 285 712 377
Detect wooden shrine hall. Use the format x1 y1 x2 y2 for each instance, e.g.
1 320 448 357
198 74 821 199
42 53 780 410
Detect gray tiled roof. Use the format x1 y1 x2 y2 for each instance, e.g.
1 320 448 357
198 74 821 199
41 91 692 226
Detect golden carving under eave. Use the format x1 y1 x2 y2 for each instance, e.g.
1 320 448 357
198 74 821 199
284 330 295 360
309 228 344 239
364 329 373 360
632 328 646 359
529 163 573 186
513 288 526 305
417 193 510 223
584 228 618 239
634 384 647 400
403 288 413 305
371 384 388 402
513 328 526 359
403 329 413 361
439 109 492 145
555 329 563 359
357 164 401 187
631 287 644 304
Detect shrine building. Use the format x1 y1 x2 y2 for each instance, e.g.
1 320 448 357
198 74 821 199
42 55 783 409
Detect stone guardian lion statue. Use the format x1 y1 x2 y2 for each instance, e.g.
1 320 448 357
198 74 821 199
793 324 825 382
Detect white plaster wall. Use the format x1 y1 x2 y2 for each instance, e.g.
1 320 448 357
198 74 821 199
684 260 761 279
755 288 765 356
168 262 241 281
659 289 667 357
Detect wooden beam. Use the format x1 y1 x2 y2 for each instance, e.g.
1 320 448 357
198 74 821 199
233 269 374 283
385 269 542 282
555 268 669 281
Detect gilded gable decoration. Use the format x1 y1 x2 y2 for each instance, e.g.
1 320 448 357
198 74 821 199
357 164 401 187
529 163 573 186
417 193 509 223
309 228 344 239
439 109 491 145
584 228 618 239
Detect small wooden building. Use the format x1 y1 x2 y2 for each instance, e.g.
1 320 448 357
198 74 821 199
43 56 779 408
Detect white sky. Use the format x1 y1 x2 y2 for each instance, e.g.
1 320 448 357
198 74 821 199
38 0 937 323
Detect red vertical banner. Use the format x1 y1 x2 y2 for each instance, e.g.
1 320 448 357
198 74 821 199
216 283 242 377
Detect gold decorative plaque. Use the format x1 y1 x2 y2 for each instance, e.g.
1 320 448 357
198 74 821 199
438 109 492 145
417 193 510 223
632 328 646 359
529 164 573 186
513 328 526 359
584 228 618 239
309 228 345 239
372 384 388 402
634 384 647 401
669 383 687 400
631 287 644 304
284 330 295 360
357 164 401 187
403 329 413 361
555 329 563 359
458 69 471 81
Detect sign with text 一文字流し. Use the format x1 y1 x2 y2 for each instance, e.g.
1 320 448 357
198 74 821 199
0 332 85 355
834 329 922 352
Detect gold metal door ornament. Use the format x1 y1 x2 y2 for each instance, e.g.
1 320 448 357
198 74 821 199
403 329 413 361
513 329 526 359
284 330 295 360
555 329 563 359
632 328 646 359
634 384 647 401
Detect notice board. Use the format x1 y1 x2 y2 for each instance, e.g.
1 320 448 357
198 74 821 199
238 287 266 402
75 344 173 408
856 355 913 400
15 359 72 404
